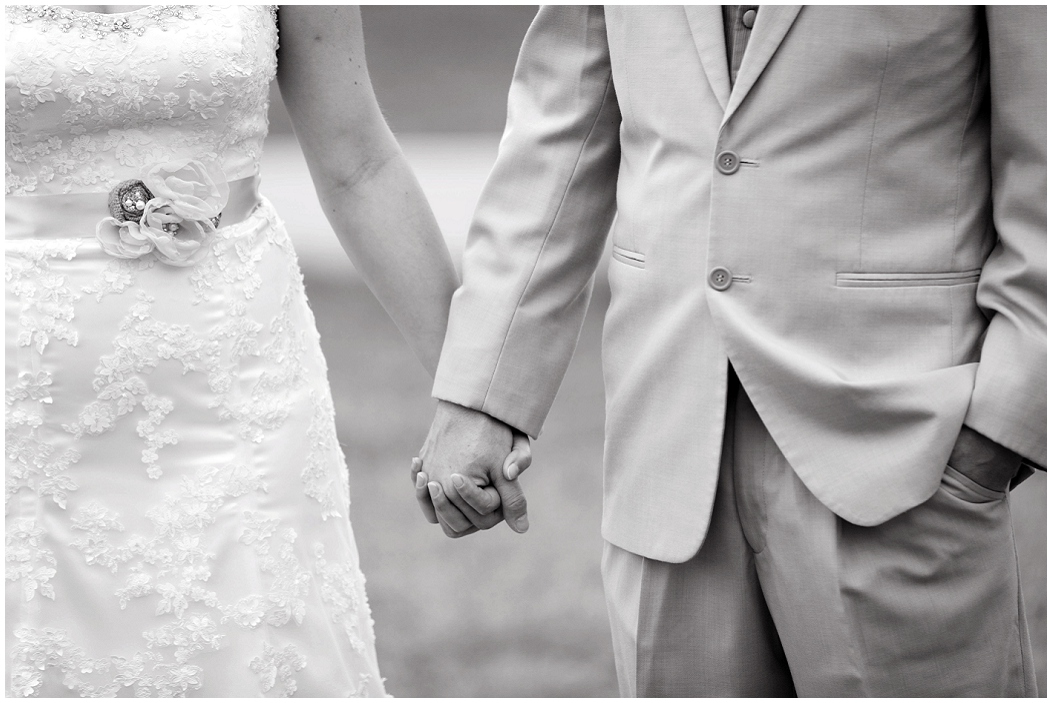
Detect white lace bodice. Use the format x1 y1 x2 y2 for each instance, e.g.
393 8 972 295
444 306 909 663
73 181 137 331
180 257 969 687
5 5 277 196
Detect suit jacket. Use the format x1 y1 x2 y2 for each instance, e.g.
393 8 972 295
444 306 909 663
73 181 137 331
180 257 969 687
433 6 1047 562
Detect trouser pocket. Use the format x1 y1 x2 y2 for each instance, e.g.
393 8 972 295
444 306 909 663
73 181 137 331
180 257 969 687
942 464 1007 503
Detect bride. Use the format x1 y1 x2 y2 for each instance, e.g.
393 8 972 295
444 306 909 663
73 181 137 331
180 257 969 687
6 5 528 697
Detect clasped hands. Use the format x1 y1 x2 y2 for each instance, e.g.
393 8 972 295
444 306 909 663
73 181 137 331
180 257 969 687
412 400 533 538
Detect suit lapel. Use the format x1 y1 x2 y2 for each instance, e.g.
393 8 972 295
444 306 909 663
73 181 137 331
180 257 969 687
722 5 802 126
684 5 731 111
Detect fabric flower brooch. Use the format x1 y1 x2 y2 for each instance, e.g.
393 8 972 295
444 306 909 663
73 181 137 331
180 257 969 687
97 159 229 267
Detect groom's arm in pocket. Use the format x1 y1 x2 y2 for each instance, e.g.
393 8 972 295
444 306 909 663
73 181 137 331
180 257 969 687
958 7 1046 484
432 6 621 451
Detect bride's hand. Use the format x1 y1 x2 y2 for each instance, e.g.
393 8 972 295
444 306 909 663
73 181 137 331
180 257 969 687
443 431 532 527
411 437 532 536
411 403 532 536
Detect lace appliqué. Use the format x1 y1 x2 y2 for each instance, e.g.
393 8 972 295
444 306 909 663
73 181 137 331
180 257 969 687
249 642 307 697
6 518 57 601
81 258 156 302
5 6 277 195
220 519 312 640
304 391 351 519
313 543 374 656
6 241 82 353
5 244 85 511
9 628 117 698
69 502 126 573
5 429 81 509
137 395 177 479
62 292 219 479
10 623 208 698
61 466 269 694
350 673 379 698
6 6 200 40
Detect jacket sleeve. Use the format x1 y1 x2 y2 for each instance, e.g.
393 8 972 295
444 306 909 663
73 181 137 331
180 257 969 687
431 5 621 437
963 6 1047 469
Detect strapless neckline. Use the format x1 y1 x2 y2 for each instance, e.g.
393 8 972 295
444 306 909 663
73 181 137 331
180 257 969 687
47 5 153 18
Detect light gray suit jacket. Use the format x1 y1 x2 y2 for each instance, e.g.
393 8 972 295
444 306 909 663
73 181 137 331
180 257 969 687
433 6 1047 562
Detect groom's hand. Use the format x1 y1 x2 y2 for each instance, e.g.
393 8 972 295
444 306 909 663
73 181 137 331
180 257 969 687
414 401 532 537
947 425 1023 492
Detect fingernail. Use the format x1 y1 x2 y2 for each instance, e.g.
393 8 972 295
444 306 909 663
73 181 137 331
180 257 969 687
415 473 427 489
428 482 441 500
505 463 519 481
515 515 529 532
412 457 421 469
451 474 465 488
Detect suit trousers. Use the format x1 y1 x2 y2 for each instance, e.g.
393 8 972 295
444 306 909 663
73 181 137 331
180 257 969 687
602 372 1037 697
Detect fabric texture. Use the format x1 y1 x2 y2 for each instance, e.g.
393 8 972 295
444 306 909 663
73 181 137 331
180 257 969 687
602 375 1037 697
432 5 1047 562
5 6 386 697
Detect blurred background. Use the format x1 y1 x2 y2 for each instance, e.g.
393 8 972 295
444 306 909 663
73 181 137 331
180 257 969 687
262 7 1046 697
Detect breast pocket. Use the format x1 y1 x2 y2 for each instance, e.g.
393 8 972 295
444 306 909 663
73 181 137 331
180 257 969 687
611 244 645 269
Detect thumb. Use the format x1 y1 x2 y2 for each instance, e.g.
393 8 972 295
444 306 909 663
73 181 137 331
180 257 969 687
492 469 529 534
503 431 533 481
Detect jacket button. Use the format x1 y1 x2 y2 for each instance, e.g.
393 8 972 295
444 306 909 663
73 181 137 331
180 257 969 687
709 266 732 291
715 150 740 175
742 8 757 29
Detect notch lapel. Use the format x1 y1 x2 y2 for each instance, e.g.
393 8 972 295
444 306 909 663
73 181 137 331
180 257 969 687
722 5 802 127
684 5 731 112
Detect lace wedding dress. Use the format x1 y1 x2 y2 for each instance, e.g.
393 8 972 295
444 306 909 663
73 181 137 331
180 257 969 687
6 5 387 696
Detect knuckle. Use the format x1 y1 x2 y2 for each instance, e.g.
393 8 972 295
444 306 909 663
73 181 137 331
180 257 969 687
503 493 527 514
460 483 485 503
468 493 497 514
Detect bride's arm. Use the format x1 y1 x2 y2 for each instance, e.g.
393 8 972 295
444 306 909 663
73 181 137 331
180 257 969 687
276 6 458 377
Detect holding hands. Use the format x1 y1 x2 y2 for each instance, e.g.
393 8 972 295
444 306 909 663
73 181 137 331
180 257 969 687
412 401 532 537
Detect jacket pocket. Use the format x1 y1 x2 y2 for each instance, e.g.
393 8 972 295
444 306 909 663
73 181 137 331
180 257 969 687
612 244 645 269
835 269 981 288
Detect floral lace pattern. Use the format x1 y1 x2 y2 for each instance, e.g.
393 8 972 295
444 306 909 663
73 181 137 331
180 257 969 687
6 207 384 695
250 642 308 697
6 518 57 601
7 5 202 40
5 5 277 195
6 5 386 697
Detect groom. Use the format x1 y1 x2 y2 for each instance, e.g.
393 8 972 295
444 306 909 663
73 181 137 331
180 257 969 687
416 6 1045 696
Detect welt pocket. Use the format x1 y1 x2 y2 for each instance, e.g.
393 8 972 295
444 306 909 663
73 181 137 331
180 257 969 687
612 245 645 269
835 269 981 288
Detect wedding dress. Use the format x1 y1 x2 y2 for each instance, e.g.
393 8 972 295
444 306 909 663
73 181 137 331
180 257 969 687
5 5 387 696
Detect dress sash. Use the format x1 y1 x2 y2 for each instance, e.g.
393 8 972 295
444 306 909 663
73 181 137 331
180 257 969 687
5 174 262 240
